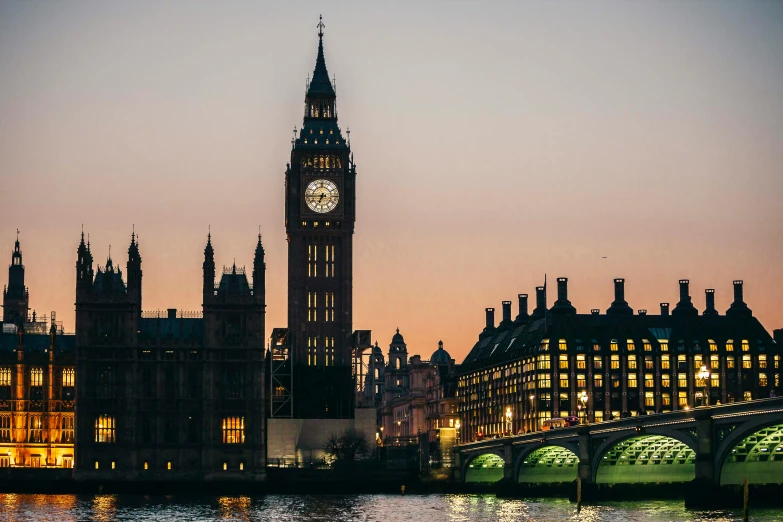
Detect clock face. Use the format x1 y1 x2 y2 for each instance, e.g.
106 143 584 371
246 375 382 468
304 179 339 213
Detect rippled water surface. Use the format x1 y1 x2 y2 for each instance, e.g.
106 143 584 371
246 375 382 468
0 494 781 521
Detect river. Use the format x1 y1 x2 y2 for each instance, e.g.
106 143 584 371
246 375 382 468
0 493 781 521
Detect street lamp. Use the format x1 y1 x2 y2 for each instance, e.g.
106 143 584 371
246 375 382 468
579 390 588 424
455 420 461 444
697 365 711 407
529 393 536 432
505 406 512 436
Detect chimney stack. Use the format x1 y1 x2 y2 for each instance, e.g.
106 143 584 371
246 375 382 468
703 289 717 316
485 308 495 330
673 279 698 317
607 277 633 315
516 294 528 319
726 280 752 317
499 301 513 329
551 277 576 314
660 303 670 316
531 286 547 319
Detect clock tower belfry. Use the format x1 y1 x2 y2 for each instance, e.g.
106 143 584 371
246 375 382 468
285 18 357 419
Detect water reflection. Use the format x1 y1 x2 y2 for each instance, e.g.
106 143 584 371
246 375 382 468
0 493 780 521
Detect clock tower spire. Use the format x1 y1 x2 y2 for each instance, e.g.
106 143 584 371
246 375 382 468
285 18 357 419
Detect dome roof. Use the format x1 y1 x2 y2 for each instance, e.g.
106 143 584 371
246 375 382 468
430 340 451 366
391 328 405 345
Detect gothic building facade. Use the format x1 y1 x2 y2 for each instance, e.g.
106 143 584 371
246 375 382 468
284 22 357 419
74 231 266 481
0 234 75 470
457 278 783 442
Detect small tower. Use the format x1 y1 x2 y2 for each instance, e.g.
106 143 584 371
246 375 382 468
3 230 30 327
203 230 215 305
253 232 265 306
76 229 94 298
126 228 142 308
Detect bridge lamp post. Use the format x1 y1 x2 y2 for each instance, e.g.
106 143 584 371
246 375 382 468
455 420 460 444
529 393 536 432
579 391 588 424
697 365 711 407
505 406 512 436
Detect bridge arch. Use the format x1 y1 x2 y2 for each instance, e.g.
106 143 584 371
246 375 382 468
594 433 696 484
516 444 579 484
718 421 783 485
463 451 506 483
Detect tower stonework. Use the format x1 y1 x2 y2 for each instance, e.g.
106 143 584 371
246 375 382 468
285 23 356 418
2 231 30 327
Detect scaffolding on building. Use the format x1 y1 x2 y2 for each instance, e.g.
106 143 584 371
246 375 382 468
269 328 292 418
352 330 372 407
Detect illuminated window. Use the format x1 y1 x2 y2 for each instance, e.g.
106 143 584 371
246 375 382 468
239 462 244 471
726 340 734 352
559 376 569 389
111 461 116 470
627 340 635 352
325 245 335 277
709 340 717 352
62 415 74 443
727 356 735 369
576 355 586 369
659 340 669 352
644 374 654 388
144 461 149 470
710 355 720 370
62 368 75 387
593 356 603 370
95 415 116 443
95 461 99 470
741 340 750 352
223 462 228 471
30 368 43 387
677 355 687 371
0 368 11 387
662 393 671 406
643 340 651 352
758 373 768 387
645 392 654 407
610 355 619 369
594 374 603 388
661 374 670 388
593 343 601 352
628 355 637 370
537 373 551 389
758 355 767 369
541 339 550 352
307 292 316 321
0 414 10 442
308 337 317 366
577 374 586 388
325 292 335 322
743 391 752 401
742 355 752 369
222 417 245 444
645 356 654 370
711 374 720 388
775 355 780 369
559 355 569 369
678 374 687 388
559 339 567 351
627 374 637 388
325 337 335 366
167 461 172 470
694 354 703 368
536 354 550 370
661 355 670 370
678 392 688 407
610 340 618 352
28 415 42 443
308 245 316 277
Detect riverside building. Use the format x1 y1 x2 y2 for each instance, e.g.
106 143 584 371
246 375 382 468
456 277 782 442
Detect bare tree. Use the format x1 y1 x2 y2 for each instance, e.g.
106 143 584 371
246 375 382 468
324 427 370 462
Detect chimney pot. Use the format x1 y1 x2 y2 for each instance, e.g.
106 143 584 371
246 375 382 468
485 308 495 330
167 308 177 319
557 277 568 302
705 289 716 313
501 301 512 324
679 280 690 301
638 309 647 316
535 286 546 311
733 280 744 303
660 303 670 316
591 309 600 315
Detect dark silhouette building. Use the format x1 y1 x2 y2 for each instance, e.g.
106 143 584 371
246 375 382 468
284 20 357 419
0 233 75 469
74 230 266 481
457 278 782 442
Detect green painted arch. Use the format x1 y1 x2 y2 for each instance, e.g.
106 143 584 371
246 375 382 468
465 453 506 483
518 445 578 484
721 423 783 485
596 435 696 484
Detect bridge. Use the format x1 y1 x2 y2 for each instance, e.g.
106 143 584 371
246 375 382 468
454 398 783 506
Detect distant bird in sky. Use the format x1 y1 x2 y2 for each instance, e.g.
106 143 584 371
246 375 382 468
602 256 607 259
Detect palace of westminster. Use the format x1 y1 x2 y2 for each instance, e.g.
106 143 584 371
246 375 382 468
0 22 780 479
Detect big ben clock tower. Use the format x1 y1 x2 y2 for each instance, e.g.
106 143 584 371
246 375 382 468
285 17 356 418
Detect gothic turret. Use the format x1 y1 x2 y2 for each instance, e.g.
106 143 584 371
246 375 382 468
3 229 29 327
253 232 265 305
203 230 215 304
126 228 142 307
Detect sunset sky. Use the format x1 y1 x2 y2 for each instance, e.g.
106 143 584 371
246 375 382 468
1 2 782 361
